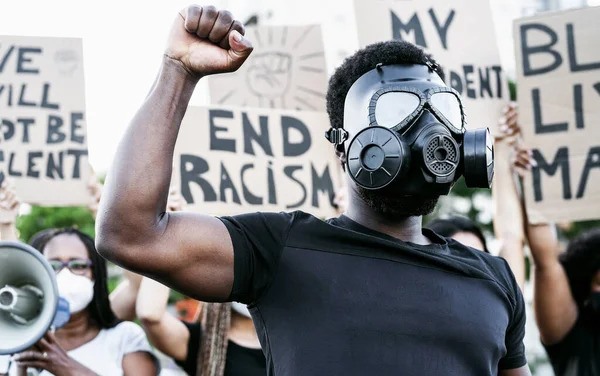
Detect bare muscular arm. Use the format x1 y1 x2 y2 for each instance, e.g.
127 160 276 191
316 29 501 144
95 5 253 302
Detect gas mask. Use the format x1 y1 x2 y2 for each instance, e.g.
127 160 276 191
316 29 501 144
325 63 493 196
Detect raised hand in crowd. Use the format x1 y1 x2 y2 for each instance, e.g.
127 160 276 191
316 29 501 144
496 102 521 140
505 109 580 350
96 5 254 302
490 103 526 291
0 179 20 241
87 174 103 219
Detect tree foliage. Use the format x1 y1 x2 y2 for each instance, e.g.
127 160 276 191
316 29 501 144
16 205 95 244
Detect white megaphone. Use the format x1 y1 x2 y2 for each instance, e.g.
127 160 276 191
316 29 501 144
0 241 59 356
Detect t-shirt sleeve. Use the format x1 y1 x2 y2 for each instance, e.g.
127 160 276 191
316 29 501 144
119 322 153 354
498 260 528 370
175 321 202 376
115 322 161 375
218 211 295 304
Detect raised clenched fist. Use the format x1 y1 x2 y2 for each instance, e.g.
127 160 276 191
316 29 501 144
165 5 254 76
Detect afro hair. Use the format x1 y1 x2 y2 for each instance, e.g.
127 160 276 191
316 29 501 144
326 40 445 131
560 228 600 308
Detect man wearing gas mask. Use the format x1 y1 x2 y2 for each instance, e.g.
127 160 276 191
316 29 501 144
96 5 530 376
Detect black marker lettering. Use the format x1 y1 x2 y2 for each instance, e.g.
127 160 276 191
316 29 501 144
532 89 568 134
180 154 217 203
532 147 571 201
209 109 236 152
520 23 562 76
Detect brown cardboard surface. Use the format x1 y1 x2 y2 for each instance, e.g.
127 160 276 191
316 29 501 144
514 6 600 223
172 105 342 218
208 25 328 112
0 36 91 206
353 0 508 133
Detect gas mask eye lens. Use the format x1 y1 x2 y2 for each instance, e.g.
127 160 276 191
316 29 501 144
430 92 463 130
375 92 420 128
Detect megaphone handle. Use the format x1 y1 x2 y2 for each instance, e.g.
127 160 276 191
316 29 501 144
3 358 41 376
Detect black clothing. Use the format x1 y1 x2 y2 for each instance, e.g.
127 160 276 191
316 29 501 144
219 211 527 376
176 321 266 376
544 315 600 376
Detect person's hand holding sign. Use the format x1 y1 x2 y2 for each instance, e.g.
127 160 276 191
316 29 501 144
165 5 254 77
0 179 20 241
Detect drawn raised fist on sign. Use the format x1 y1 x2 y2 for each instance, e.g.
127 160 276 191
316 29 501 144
246 52 292 102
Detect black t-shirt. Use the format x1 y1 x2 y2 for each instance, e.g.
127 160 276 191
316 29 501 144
544 315 600 376
219 211 527 376
176 321 266 376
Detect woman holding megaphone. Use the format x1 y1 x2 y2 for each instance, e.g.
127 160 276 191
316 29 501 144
0 179 159 376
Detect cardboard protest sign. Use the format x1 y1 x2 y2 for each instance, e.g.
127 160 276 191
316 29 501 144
353 0 508 133
208 25 328 111
514 7 600 223
0 36 91 206
172 105 342 218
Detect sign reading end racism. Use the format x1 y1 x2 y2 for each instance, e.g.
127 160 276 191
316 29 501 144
173 106 342 217
208 25 328 112
353 0 508 133
515 7 600 223
0 36 91 206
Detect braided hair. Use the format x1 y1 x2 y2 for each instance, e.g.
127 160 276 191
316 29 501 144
196 302 232 376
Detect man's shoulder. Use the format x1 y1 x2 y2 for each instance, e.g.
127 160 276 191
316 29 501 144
445 238 520 296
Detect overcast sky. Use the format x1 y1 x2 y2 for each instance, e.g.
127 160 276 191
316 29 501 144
1 0 598 174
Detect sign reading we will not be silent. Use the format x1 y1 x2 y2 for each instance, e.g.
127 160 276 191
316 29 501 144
353 0 508 133
515 7 600 223
0 36 91 207
172 106 342 218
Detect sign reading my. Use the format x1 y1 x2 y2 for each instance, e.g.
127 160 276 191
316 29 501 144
353 0 508 132
515 6 600 223
173 106 341 218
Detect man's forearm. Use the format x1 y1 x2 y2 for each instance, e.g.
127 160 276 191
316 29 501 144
97 57 199 247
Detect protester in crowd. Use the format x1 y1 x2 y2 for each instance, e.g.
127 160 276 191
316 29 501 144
491 103 527 291
506 112 600 376
96 5 529 375
0 177 158 376
136 279 265 376
6 227 158 376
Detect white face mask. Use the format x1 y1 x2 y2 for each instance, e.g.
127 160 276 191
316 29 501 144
231 302 252 319
56 269 95 314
